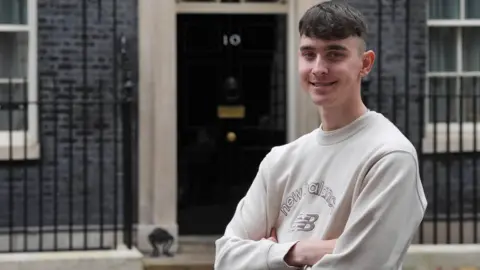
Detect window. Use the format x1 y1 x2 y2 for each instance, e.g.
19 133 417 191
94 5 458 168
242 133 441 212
425 0 480 152
0 0 38 159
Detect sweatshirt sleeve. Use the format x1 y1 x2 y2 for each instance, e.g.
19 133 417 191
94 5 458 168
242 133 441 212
214 153 299 270
312 151 428 270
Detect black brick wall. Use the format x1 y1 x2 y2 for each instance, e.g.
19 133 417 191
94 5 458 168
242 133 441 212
349 0 478 223
348 0 426 139
0 0 138 229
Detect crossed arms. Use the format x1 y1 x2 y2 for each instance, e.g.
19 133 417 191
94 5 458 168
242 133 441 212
214 151 427 270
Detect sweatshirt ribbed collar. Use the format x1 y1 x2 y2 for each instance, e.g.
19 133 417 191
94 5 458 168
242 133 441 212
316 110 376 146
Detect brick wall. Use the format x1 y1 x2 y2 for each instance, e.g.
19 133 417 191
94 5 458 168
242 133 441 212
346 0 426 137
350 0 477 238
0 0 138 230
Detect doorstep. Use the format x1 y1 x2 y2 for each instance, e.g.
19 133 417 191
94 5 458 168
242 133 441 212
142 236 218 270
143 253 214 270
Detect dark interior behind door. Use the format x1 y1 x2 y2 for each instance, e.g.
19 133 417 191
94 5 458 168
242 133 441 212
177 14 287 235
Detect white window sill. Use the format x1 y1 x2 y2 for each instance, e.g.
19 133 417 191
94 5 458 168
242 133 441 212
422 132 479 153
0 142 40 160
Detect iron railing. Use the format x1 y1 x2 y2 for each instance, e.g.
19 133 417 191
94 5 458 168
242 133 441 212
362 76 480 244
364 0 480 244
0 0 136 252
0 77 135 252
0 36 136 253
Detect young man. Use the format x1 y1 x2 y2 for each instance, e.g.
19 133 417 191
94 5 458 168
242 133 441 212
214 2 427 269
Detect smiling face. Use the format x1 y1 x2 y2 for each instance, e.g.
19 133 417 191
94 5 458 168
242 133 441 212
298 35 374 108
297 2 375 109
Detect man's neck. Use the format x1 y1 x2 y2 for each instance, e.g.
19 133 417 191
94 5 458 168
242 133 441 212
319 100 368 131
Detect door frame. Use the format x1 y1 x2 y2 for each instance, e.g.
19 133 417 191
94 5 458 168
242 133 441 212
177 2 289 14
175 2 293 237
177 1 297 141
137 0 325 252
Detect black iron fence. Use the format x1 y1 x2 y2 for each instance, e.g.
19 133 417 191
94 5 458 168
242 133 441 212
364 0 480 244
0 0 137 252
362 76 480 244
0 37 136 253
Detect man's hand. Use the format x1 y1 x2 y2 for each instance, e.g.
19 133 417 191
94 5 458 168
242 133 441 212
262 228 278 242
284 238 337 267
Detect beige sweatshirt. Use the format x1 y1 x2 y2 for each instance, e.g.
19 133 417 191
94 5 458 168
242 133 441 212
214 111 428 270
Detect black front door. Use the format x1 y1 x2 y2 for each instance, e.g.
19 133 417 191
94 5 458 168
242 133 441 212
177 14 287 235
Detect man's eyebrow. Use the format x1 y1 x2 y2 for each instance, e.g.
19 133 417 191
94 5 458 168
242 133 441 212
299 45 316 51
299 44 348 52
325 44 348 51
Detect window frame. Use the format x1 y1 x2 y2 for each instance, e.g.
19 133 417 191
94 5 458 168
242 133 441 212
423 0 480 153
0 0 39 160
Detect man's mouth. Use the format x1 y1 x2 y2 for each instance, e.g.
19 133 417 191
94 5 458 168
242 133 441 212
310 81 337 87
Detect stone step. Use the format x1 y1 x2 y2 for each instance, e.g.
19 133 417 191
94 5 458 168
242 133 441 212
143 253 214 270
143 236 216 270
177 236 218 254
145 267 212 270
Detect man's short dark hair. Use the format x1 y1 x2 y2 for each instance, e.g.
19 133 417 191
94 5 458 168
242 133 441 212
298 1 368 45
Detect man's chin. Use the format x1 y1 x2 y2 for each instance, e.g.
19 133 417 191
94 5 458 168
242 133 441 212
309 93 331 107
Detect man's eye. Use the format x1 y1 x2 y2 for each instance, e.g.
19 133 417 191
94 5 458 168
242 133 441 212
302 52 316 59
327 52 343 59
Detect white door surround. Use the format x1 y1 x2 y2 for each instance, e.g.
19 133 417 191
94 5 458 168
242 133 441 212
137 0 325 253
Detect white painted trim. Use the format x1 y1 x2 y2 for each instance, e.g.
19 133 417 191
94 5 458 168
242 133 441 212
138 0 179 249
455 27 462 117
422 123 480 153
425 6 480 153
0 79 28 83
404 244 480 269
460 0 466 19
427 72 480 77
456 26 462 73
0 132 34 145
0 142 39 160
428 19 480 26
177 2 288 14
0 131 39 160
286 0 297 142
0 0 38 159
137 0 317 241
152 0 177 229
426 122 480 133
0 25 29 32
27 0 38 157
0 248 143 270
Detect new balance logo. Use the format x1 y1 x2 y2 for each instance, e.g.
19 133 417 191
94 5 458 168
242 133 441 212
280 181 336 216
289 213 319 232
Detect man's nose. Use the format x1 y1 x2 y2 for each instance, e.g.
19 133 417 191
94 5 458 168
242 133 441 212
311 58 328 75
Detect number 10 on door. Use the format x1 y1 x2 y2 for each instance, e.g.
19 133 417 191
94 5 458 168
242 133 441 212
223 34 241 46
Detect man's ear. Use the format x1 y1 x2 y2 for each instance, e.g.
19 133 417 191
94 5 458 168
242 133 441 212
360 50 375 78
